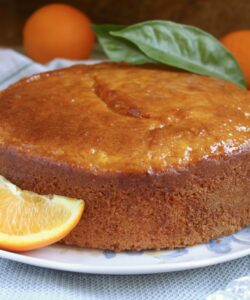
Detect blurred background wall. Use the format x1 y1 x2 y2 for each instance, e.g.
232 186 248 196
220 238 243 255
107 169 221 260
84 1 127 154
1 0 250 46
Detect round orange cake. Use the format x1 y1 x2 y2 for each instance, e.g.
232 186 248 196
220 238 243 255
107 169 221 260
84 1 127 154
0 63 249 251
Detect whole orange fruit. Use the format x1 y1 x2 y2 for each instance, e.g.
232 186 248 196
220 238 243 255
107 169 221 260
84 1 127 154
221 30 250 88
23 3 95 63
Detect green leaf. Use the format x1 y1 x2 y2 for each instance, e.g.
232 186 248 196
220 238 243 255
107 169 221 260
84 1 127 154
92 24 154 64
95 20 245 89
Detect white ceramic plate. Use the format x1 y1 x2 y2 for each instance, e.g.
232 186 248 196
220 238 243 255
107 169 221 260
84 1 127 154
0 226 250 275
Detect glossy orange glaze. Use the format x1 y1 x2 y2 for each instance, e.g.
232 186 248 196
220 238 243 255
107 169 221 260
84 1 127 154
0 63 249 174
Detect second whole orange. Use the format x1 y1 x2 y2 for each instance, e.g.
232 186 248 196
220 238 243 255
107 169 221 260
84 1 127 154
221 30 250 88
23 3 95 63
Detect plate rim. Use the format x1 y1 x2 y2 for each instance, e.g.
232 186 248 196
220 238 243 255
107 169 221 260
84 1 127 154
0 246 250 275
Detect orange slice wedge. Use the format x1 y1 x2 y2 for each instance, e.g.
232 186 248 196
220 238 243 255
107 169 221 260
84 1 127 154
0 175 84 252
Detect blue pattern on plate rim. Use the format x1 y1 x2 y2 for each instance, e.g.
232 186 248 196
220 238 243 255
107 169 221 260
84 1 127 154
103 251 117 259
103 250 144 259
206 236 233 254
232 227 250 245
206 227 250 254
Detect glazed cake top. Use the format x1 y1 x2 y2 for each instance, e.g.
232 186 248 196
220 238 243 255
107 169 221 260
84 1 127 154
0 63 249 174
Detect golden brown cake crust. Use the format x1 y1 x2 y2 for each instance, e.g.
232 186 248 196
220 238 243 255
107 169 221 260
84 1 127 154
0 63 249 251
